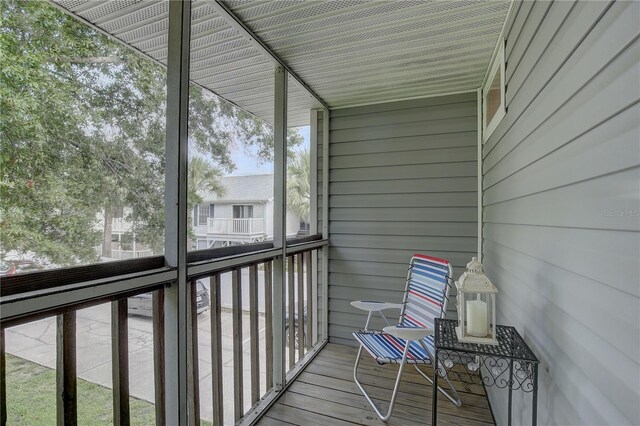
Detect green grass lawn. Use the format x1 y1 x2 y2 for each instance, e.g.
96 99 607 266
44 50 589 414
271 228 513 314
5 354 210 425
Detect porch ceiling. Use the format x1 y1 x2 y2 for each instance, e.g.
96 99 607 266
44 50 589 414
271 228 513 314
52 0 510 125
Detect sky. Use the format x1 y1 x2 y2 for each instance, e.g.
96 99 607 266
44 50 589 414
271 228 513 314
228 125 310 176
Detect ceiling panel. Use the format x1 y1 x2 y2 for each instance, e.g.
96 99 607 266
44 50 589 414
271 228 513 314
53 0 509 122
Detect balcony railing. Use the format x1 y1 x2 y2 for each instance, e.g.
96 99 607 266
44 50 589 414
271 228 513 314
112 217 131 233
207 218 265 236
1 236 327 425
94 246 153 259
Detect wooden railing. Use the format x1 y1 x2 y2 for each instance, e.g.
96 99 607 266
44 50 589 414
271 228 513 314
0 237 326 425
207 218 265 235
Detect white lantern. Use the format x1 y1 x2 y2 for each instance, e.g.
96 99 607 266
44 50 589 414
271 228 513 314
455 257 498 345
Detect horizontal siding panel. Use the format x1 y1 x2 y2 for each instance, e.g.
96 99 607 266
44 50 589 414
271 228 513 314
330 221 478 237
327 94 477 358
330 101 476 130
484 104 640 205
331 161 477 181
505 0 554 80
329 248 474 271
331 146 477 169
483 222 639 297
330 206 477 222
488 263 637 425
331 132 476 156
506 1 576 95
485 0 613 154
485 35 640 183
484 168 640 231
330 285 402 303
483 243 639 362
330 192 477 208
331 234 477 254
483 3 640 422
504 0 535 61
330 92 476 118
331 116 477 143
331 177 477 194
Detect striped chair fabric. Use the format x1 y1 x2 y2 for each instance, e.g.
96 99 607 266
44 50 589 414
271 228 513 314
353 254 450 365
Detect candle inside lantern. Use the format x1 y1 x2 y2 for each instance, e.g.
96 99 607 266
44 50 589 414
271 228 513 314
466 299 488 337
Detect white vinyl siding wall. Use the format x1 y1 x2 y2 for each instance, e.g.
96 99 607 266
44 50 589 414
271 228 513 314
326 93 479 345
482 1 640 424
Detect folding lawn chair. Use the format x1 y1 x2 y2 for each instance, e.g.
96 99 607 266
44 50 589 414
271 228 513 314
351 253 461 421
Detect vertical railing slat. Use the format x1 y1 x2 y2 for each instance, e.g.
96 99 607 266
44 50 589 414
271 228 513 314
112 299 130 426
296 254 304 359
56 312 77 426
1 328 6 426
264 261 273 389
249 264 260 405
305 250 313 350
287 256 295 369
187 281 200 426
152 289 166 426
232 268 244 421
210 274 223 426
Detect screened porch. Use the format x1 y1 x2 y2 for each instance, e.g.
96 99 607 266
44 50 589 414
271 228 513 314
1 1 639 426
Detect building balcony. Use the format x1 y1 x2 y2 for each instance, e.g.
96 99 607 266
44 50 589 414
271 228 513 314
207 218 265 237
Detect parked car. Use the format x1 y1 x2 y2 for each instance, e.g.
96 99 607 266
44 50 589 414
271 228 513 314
0 261 16 276
128 280 210 317
284 306 308 348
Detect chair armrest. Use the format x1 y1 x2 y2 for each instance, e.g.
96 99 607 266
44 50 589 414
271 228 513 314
383 325 433 341
350 300 403 312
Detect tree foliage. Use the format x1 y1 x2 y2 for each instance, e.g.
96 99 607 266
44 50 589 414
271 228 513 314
287 147 311 223
0 0 295 265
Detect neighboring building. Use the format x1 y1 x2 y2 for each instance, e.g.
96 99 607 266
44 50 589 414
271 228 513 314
94 174 306 256
93 207 153 260
192 174 303 250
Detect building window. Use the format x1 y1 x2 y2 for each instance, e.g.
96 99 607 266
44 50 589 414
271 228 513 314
233 205 253 219
196 204 214 226
483 39 506 141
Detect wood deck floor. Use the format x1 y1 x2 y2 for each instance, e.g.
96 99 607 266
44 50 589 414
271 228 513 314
257 343 495 426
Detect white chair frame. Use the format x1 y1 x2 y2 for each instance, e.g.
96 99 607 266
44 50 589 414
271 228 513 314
351 259 462 422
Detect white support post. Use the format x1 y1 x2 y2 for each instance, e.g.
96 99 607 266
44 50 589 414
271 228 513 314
321 108 329 341
272 66 287 390
164 1 191 424
477 88 483 262
310 109 319 344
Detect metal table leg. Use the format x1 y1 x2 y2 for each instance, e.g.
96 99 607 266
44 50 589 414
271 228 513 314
432 350 438 425
508 359 513 426
532 364 538 426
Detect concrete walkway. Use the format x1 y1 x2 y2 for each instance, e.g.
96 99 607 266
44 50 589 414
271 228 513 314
5 303 269 424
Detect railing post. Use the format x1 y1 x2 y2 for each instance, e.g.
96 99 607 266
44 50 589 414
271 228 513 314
209 275 223 426
249 264 260 405
264 262 273 389
287 256 295 368
1 329 6 426
152 290 166 426
297 254 304 358
186 281 200 426
56 312 77 426
112 299 130 426
232 268 244 421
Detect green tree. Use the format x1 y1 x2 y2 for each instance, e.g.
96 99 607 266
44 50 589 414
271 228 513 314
0 0 288 265
287 147 311 223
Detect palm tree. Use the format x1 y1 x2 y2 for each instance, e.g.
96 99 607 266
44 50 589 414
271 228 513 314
188 156 226 204
188 157 226 245
287 148 310 225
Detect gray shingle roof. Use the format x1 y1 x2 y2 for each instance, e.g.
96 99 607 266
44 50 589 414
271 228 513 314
200 174 273 203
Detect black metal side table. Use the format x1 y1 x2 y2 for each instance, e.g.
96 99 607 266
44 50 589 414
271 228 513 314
432 318 540 426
